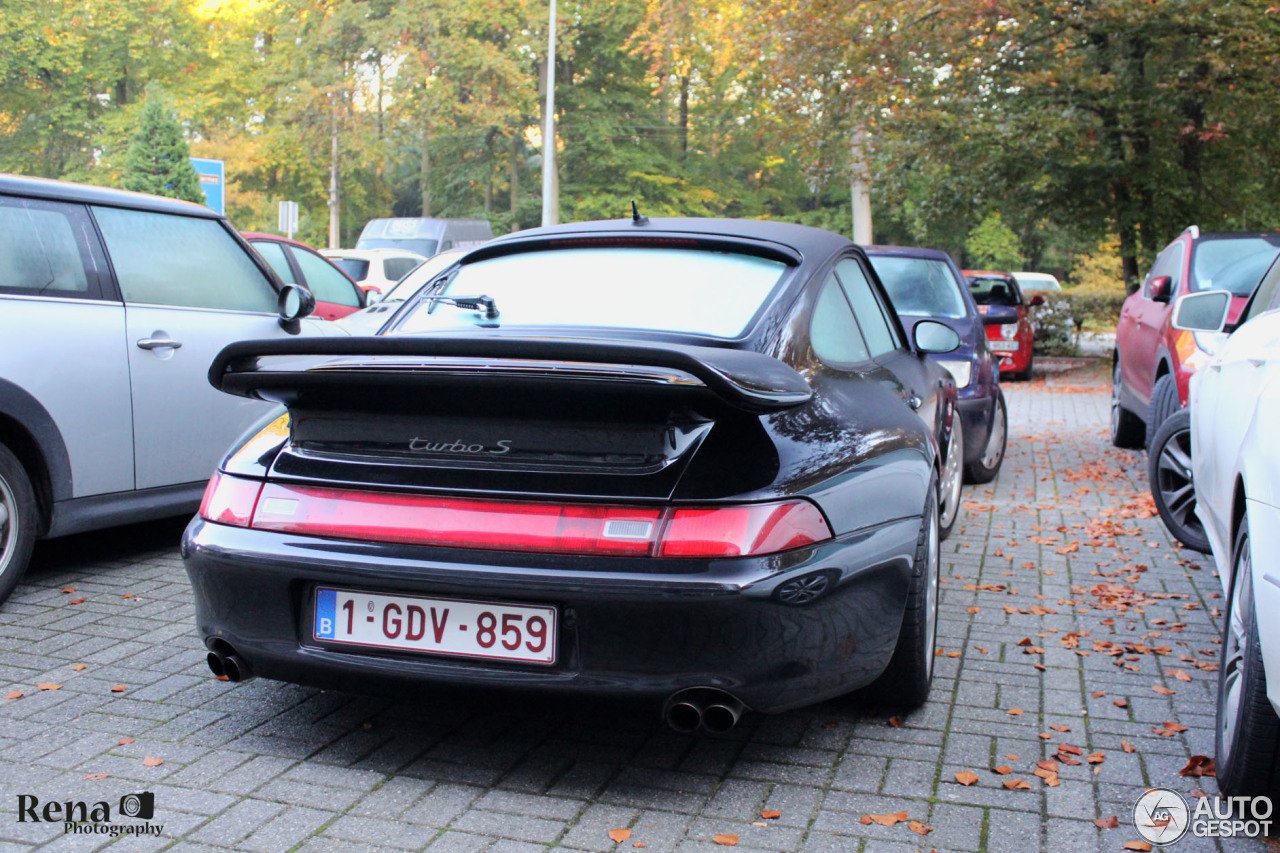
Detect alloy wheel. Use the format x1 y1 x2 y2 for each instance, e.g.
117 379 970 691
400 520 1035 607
923 497 940 681
1220 538 1252 769
1154 424 1205 542
939 418 964 532
0 475 15 576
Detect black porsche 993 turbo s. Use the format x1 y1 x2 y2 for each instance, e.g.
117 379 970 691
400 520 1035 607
184 217 962 732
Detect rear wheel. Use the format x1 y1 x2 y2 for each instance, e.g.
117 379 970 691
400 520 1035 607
1216 518 1280 799
1013 352 1034 382
964 390 1006 484
938 417 963 540
1148 410 1211 553
1110 359 1145 449
865 476 939 708
0 443 37 608
1145 373 1181 450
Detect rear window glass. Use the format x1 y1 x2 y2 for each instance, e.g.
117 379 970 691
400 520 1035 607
967 275 1022 306
393 247 788 338
868 256 968 319
332 258 370 281
1192 237 1280 297
382 257 421 282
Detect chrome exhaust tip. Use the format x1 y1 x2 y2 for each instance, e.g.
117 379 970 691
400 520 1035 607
702 697 745 733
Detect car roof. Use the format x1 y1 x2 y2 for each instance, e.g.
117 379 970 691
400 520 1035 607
485 217 852 262
0 173 222 219
863 244 956 263
242 231 317 250
322 248 429 260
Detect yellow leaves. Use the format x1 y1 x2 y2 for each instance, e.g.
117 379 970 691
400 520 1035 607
71 664 87 671
37 683 61 691
1002 779 1032 790
5 691 23 700
142 757 163 767
955 771 979 786
1178 755 1216 777
110 685 128 693
712 835 738 846
1152 685 1176 695
1123 842 1153 851
860 812 908 826
608 830 631 843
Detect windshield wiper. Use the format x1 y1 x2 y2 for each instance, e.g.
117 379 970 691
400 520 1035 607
420 294 500 320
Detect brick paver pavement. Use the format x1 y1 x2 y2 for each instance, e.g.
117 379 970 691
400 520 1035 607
0 360 1268 852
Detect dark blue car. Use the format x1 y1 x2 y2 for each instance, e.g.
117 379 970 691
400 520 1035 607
867 246 1011 508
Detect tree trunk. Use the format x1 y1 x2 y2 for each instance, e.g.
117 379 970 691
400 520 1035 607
420 134 431 218
849 127 872 244
678 75 689 160
484 129 495 213
509 132 520 222
328 110 340 249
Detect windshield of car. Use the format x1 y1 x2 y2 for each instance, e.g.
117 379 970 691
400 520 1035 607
358 237 439 257
1192 237 1280 296
966 275 1022 306
1014 273 1061 291
331 258 369 281
867 256 968 318
392 246 788 338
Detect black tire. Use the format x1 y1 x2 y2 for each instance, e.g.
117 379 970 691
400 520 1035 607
865 476 940 708
0 443 37 608
1147 410 1211 553
938 417 963 540
1145 373 1181 450
1012 353 1034 382
1216 518 1280 799
964 389 1006 484
1110 359 1145 449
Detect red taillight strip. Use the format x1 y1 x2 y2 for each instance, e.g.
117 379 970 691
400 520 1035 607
200 476 832 557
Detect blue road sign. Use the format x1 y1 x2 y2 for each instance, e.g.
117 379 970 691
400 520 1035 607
190 157 225 215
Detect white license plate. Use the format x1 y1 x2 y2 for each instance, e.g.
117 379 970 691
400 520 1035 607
989 340 1020 352
313 588 557 664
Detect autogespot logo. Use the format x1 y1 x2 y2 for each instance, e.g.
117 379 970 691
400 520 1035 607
1132 788 1274 843
1133 788 1190 845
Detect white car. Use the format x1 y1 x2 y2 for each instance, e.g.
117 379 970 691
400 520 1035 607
1155 263 1280 798
336 248 466 335
1011 272 1062 293
320 248 427 297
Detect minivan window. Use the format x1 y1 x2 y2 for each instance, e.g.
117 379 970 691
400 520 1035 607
94 207 277 312
359 238 438 257
394 247 787 338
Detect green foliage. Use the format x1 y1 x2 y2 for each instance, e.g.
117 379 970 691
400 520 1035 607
965 212 1023 271
122 92 204 203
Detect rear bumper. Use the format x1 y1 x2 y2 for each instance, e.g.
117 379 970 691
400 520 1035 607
181 514 921 714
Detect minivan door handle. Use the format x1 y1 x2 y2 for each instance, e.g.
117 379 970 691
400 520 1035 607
136 337 183 351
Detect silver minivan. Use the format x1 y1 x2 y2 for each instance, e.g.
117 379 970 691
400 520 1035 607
0 175 340 605
355 217 493 258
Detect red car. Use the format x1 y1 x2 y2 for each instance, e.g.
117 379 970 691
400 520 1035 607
242 232 367 321
1112 227 1280 448
963 270 1041 381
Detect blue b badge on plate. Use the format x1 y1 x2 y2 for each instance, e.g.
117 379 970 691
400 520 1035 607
314 589 337 639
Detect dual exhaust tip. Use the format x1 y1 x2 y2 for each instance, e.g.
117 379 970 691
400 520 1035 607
205 639 254 683
664 688 746 734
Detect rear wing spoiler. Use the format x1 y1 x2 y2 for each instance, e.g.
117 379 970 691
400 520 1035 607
210 335 812 414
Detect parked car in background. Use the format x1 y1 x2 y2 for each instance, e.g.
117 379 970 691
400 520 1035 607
1012 272 1062 294
867 247 1010 502
243 232 366 321
355 217 493 259
337 248 467 335
1112 226 1280 449
1148 257 1280 798
0 175 339 607
321 248 426 297
963 270 1041 381
185 217 963 729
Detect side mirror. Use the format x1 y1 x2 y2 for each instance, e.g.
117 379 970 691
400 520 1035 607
914 320 961 354
1028 293 1045 307
277 283 316 333
365 289 384 305
1171 290 1231 333
1148 275 1173 304
981 305 1020 326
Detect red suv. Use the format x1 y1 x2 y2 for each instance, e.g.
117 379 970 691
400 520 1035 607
1112 227 1280 448
963 270 1041 381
